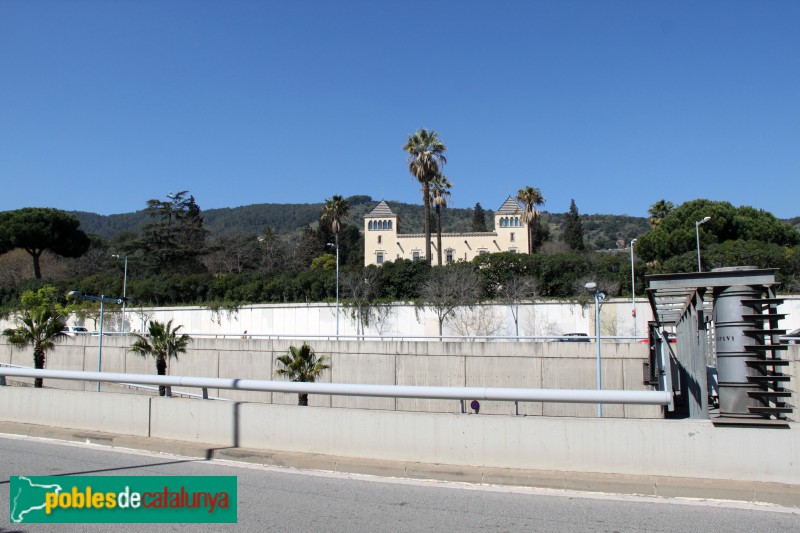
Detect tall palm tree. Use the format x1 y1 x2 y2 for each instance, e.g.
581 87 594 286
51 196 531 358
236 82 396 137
129 319 191 396
275 343 330 406
516 186 546 254
403 129 447 265
3 307 67 388
648 199 675 228
430 174 452 265
321 194 350 249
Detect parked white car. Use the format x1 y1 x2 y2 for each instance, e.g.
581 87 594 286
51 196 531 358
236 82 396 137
61 326 90 336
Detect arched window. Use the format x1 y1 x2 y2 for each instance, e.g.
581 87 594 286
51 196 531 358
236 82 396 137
388 220 392 230
383 220 388 230
515 217 520 227
500 218 506 228
368 221 373 231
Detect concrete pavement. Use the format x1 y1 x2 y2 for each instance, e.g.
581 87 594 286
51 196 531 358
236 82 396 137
1 420 797 509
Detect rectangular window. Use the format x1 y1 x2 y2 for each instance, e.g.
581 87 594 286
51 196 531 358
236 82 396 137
378 235 382 244
509 248 517 254
510 232 515 242
377 252 384 264
478 249 489 255
446 250 454 264
412 251 420 261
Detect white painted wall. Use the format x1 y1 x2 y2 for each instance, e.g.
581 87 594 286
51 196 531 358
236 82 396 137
2 297 797 339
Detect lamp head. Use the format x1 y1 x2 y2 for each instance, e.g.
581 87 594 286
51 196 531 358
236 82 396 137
631 238 637 245
584 282 597 294
67 290 82 300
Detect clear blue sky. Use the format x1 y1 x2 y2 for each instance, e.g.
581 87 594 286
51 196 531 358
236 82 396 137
1 1 798 218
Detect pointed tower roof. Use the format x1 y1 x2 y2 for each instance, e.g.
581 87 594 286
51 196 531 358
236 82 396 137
496 196 522 215
365 200 397 217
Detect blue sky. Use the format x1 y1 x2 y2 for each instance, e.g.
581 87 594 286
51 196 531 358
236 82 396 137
1 1 798 219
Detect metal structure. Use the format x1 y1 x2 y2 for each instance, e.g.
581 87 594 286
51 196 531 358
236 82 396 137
0 367 673 409
645 267 792 426
67 291 132 392
585 282 607 417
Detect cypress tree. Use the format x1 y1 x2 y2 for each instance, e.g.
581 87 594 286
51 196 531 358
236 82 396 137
564 199 585 251
471 203 487 232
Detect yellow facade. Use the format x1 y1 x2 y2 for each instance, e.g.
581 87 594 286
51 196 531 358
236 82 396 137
364 197 529 266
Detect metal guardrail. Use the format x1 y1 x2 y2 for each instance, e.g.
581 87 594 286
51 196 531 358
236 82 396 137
0 368 673 410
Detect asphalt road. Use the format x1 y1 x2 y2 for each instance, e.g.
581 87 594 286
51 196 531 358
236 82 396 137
0 435 797 532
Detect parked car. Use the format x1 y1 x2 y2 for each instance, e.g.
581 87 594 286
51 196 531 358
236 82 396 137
779 328 800 345
61 326 90 337
559 333 590 342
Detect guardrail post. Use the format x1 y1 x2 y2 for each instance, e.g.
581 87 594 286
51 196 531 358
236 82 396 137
0 375 6 386
460 399 466 414
202 387 208 400
165 385 172 397
514 401 519 416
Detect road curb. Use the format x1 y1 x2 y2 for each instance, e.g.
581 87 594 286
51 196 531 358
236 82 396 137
1 421 797 508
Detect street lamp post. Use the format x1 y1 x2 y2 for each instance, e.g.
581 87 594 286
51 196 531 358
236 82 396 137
630 238 637 339
327 241 340 337
111 255 128 332
67 291 132 392
695 216 712 272
585 282 607 418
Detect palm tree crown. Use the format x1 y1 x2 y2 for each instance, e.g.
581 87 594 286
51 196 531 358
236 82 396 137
648 199 675 228
129 319 191 396
321 195 350 235
3 306 67 388
275 343 330 406
516 186 546 254
403 129 447 265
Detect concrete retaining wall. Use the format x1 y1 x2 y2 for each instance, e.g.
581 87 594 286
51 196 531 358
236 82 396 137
0 387 797 485
0 336 661 418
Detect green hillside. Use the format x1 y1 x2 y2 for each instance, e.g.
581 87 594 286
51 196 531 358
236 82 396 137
71 195 652 249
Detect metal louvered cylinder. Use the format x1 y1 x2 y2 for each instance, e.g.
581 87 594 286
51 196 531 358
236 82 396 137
712 286 764 418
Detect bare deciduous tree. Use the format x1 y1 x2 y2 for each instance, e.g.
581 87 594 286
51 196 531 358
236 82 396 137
448 306 505 337
495 276 537 337
417 264 482 339
342 268 381 337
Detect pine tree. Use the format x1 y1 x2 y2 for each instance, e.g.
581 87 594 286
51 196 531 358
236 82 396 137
471 203 487 232
564 199 585 251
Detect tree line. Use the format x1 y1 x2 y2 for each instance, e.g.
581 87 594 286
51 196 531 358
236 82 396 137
1 130 799 315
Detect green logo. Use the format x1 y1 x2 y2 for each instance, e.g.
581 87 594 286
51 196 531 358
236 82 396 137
9 476 237 523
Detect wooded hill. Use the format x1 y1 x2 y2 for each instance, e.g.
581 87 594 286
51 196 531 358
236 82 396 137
72 195 650 250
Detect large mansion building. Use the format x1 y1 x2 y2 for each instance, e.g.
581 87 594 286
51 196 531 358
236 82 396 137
364 197 530 266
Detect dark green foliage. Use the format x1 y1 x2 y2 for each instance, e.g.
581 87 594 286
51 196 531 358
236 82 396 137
0 208 90 279
471 203 488 232
563 199 585 251
2 286 69 387
346 195 373 205
374 259 430 300
472 252 536 297
532 219 550 250
130 191 209 274
636 199 800 264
